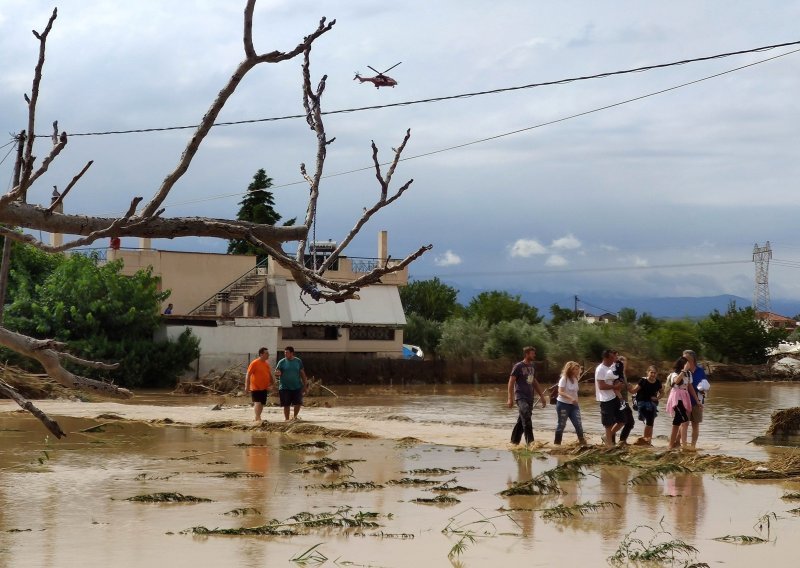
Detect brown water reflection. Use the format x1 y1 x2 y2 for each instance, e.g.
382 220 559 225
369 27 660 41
2 382 800 565
2 408 800 567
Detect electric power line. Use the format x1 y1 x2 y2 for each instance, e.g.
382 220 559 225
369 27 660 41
162 47 800 210
416 259 752 279
0 144 16 168
31 39 800 139
578 299 618 317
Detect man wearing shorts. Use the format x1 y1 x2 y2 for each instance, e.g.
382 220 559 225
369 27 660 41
595 349 625 447
275 346 308 421
245 347 272 421
683 349 706 448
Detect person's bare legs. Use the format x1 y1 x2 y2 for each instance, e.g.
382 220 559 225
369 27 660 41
679 422 689 446
643 425 653 442
669 424 680 448
253 402 263 421
605 422 624 447
604 426 615 447
691 422 700 447
293 405 301 420
283 406 290 421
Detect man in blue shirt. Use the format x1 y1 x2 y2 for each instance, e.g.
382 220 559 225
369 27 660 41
275 346 309 421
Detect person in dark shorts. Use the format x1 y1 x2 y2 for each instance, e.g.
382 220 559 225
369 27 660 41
245 347 273 421
595 349 625 447
629 365 663 445
275 346 308 421
612 353 636 444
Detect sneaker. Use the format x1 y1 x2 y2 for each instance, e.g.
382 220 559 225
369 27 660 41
619 400 628 411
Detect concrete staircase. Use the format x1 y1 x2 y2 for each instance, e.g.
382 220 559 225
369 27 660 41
190 264 267 316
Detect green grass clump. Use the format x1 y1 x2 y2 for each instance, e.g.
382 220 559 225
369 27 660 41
541 501 619 520
126 492 212 503
609 523 702 566
411 495 461 505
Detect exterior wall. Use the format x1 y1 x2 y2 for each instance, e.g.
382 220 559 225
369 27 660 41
277 327 404 357
162 319 280 376
109 248 256 315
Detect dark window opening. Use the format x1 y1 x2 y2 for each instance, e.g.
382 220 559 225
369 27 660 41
282 325 339 340
349 327 395 341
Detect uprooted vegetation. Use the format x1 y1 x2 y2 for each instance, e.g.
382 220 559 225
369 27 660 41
197 420 373 439
290 457 365 474
411 495 461 505
503 445 800 497
126 492 213 503
185 506 382 536
174 368 338 397
609 522 704 566
766 407 800 437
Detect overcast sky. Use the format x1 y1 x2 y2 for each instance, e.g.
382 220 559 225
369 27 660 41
2 1 800 306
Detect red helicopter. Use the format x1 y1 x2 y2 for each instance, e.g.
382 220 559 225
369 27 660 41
354 62 401 88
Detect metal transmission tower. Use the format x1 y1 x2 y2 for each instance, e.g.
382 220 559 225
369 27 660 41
752 241 772 313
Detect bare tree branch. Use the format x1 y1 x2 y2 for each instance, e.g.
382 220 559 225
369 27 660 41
139 15 335 218
0 378 66 439
0 328 132 398
47 160 93 213
18 8 58 201
319 130 414 273
0 2 431 435
296 46 328 264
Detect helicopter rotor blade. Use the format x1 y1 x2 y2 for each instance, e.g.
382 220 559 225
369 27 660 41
382 62 402 74
367 65 380 75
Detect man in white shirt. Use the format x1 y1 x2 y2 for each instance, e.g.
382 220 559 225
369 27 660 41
595 348 625 447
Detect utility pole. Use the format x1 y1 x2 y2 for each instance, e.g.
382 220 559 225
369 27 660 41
0 131 26 323
574 295 579 318
752 241 772 314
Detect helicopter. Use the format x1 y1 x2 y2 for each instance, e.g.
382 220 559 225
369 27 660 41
354 62 401 88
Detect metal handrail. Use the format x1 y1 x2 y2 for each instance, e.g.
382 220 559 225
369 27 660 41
188 257 268 315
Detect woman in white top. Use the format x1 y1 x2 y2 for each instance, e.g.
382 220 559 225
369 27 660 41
554 361 587 446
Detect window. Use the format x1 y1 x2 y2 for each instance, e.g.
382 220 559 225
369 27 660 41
282 325 339 340
349 327 395 341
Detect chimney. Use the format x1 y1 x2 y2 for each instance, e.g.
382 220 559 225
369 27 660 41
49 195 63 247
378 230 388 265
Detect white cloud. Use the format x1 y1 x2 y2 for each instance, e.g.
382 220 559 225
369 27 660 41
510 239 547 258
551 234 581 250
545 254 568 267
599 244 619 252
632 256 649 267
434 250 462 266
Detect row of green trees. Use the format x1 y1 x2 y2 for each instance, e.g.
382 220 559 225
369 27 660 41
401 278 791 365
1 240 199 388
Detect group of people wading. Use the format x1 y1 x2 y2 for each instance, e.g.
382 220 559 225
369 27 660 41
507 346 709 449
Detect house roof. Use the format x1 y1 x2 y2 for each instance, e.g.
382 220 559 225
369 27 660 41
276 281 407 327
756 311 797 323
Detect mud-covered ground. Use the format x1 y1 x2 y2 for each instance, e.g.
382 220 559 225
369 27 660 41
2 384 800 567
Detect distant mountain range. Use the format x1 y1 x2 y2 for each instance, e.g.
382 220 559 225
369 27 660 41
452 285 800 320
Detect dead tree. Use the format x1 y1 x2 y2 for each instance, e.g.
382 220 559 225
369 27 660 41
0 1 430 438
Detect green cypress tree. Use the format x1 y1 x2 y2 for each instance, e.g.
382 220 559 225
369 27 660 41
227 169 294 256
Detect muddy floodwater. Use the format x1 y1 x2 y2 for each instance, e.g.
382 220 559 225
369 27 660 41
2 382 800 567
